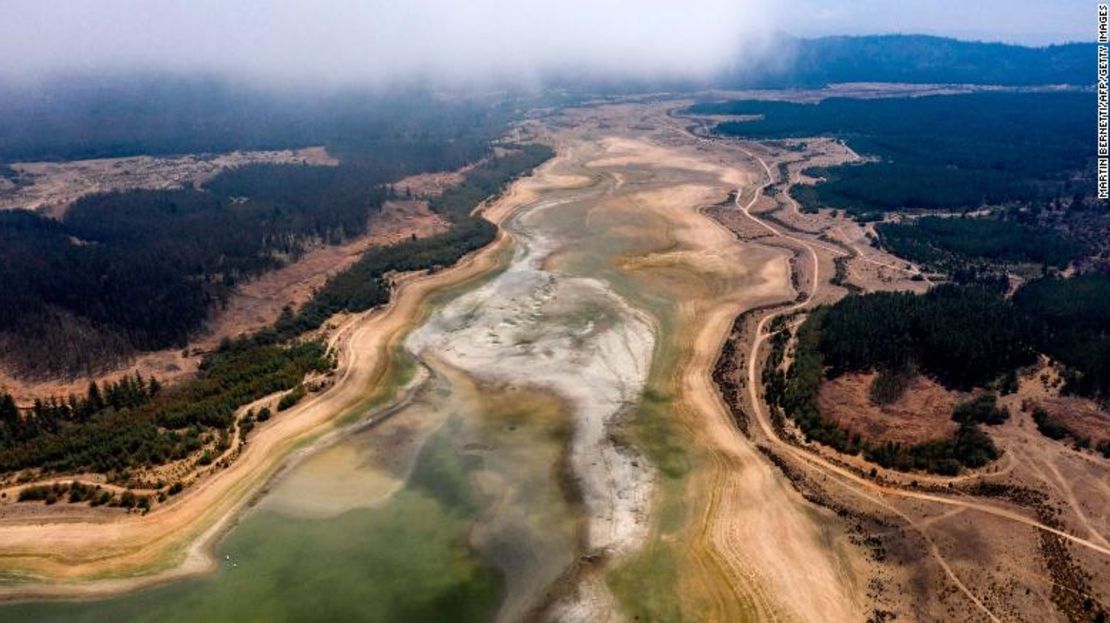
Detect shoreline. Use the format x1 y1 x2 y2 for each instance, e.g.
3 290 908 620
0 150 557 603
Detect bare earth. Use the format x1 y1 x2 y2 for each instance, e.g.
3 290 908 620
679 94 1110 622
0 146 337 218
523 104 867 621
1035 396 1110 447
818 372 960 445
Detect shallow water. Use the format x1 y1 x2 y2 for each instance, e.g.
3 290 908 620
4 369 579 622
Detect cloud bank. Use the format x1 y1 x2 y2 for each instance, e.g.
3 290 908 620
0 0 777 87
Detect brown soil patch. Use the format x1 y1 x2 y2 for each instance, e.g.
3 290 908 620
205 199 446 346
818 372 959 445
0 146 338 218
393 169 466 198
543 105 866 621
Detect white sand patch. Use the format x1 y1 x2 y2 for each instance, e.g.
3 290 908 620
408 198 656 560
545 575 621 623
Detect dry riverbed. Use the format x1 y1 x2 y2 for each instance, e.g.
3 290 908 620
1 99 888 622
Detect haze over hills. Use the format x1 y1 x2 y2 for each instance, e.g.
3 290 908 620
0 3 1106 621
0 34 1093 165
731 34 1093 86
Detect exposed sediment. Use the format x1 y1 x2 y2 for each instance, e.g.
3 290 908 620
409 188 657 619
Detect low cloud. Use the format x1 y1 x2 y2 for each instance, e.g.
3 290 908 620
0 0 778 87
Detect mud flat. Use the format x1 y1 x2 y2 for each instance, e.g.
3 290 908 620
409 188 657 620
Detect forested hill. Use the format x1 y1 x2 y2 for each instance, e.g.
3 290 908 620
717 35 1092 87
772 276 1110 474
687 92 1093 218
0 144 553 480
0 77 542 381
0 164 388 379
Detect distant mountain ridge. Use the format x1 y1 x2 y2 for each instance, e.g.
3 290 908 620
721 34 1093 87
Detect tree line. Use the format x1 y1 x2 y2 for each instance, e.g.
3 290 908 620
246 143 554 345
1013 273 1110 398
765 306 1001 475
818 284 1034 391
726 35 1092 88
767 273 1110 474
0 77 511 175
818 276 1110 399
876 216 1081 271
0 340 331 475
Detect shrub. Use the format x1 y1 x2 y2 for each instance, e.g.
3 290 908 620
1032 407 1073 440
277 385 307 411
952 394 1009 426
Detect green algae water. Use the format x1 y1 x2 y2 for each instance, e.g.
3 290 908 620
4 275 586 623
3 426 503 623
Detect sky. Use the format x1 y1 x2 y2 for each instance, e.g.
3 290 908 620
0 0 1091 86
779 0 1091 45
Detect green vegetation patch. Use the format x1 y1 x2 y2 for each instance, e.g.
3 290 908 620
1013 273 1110 398
952 394 1009 426
769 272 1110 472
766 303 1003 475
0 167 385 378
0 341 330 475
0 140 554 484
818 285 1034 391
876 216 1081 270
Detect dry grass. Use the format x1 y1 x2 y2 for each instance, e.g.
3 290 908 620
817 372 960 445
393 169 466 198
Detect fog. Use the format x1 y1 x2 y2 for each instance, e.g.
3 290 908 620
0 0 779 88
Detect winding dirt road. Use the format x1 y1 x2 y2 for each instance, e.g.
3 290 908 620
684 123 1110 620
